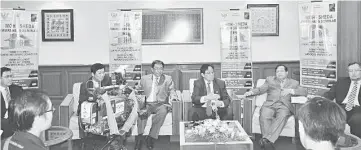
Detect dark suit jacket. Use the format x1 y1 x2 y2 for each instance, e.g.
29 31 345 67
191 78 230 108
1 84 23 119
250 76 307 114
323 77 361 105
77 75 111 115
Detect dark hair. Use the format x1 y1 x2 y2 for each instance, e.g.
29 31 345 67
275 64 288 72
90 63 105 74
348 62 361 68
8 89 50 132
1 67 11 77
297 97 346 145
200 64 214 74
151 60 164 68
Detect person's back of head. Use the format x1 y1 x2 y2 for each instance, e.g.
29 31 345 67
298 97 346 150
8 89 53 137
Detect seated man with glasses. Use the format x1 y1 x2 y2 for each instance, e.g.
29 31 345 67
1 90 54 150
134 60 178 150
1 67 23 139
322 62 361 139
190 64 231 121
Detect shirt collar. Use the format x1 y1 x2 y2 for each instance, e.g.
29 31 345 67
14 131 46 148
204 79 213 84
0 85 6 91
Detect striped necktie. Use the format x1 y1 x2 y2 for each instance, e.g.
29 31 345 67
206 82 211 95
5 87 11 102
153 77 159 102
345 81 358 111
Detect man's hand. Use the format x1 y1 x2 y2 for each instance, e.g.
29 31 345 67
214 100 224 108
281 89 294 96
204 93 220 101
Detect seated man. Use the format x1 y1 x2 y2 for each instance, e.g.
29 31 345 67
1 90 54 150
322 62 361 138
190 64 230 121
135 60 178 150
240 64 307 149
298 97 347 150
1 67 23 139
77 63 111 116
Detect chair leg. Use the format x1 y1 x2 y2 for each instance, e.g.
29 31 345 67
292 137 296 144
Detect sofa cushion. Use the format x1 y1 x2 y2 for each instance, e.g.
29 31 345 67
72 83 82 113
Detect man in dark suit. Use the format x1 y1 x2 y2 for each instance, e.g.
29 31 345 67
323 62 361 138
240 64 307 150
190 64 230 121
1 67 23 139
77 63 112 116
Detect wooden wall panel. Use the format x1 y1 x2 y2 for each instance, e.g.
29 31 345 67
40 71 63 99
38 61 299 100
337 1 361 77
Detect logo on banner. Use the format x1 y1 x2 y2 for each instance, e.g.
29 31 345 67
1 12 10 20
301 5 310 13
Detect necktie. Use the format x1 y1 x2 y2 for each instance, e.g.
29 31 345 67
153 77 159 102
206 82 211 95
345 82 358 111
5 87 11 102
206 82 212 116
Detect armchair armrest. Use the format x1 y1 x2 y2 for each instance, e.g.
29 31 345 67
291 96 308 104
243 98 253 135
59 94 75 127
172 101 182 135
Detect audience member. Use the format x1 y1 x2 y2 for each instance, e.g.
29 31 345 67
1 90 54 150
298 97 346 150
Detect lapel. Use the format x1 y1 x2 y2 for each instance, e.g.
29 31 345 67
283 78 291 88
345 78 352 94
213 79 220 95
200 78 207 95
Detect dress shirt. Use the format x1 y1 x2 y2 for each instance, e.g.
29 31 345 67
0 86 10 119
146 76 160 102
200 79 224 107
342 80 361 106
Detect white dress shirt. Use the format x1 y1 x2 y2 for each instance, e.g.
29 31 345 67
342 80 361 106
200 79 224 107
0 86 10 118
146 76 160 102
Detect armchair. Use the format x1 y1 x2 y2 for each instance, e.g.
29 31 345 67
249 79 302 139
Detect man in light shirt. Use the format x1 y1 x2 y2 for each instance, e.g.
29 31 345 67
135 60 178 150
240 64 307 150
1 67 23 139
323 62 361 138
190 64 230 121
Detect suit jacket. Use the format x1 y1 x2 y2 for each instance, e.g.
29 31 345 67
191 78 230 108
77 75 111 115
323 77 361 105
138 74 177 105
1 84 23 119
251 76 307 114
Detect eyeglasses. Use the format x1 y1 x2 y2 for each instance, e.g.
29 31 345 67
2 75 14 78
45 107 56 113
348 69 361 73
153 67 164 71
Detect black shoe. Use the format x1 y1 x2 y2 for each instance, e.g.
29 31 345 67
134 135 143 150
145 136 155 150
259 138 274 150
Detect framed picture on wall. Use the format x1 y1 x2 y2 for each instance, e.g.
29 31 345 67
247 4 279 36
41 9 74 41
